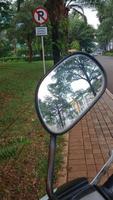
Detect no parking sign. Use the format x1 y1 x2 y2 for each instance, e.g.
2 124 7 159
33 6 48 25
33 6 49 75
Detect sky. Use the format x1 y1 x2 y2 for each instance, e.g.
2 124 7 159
84 8 100 29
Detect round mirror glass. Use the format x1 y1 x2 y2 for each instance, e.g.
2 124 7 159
35 53 106 135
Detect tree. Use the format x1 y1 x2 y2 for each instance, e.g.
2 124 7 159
16 0 45 12
8 0 45 61
0 0 103 61
45 0 108 63
8 1 34 61
45 0 108 64
17 0 24 12
45 0 67 64
7 0 52 61
96 0 113 50
0 32 11 57
69 14 95 52
0 0 12 31
0 1 13 57
45 0 91 64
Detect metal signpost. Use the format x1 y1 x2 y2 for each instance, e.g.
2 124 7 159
33 6 48 75
35 27 48 74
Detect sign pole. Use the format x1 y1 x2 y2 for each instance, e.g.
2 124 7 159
41 35 46 75
33 6 48 75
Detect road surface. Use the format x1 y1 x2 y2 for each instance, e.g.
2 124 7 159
96 56 113 94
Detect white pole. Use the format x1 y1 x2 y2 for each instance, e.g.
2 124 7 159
41 36 46 75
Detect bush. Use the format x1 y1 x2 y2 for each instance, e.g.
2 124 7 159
0 56 25 62
104 50 113 56
0 55 53 62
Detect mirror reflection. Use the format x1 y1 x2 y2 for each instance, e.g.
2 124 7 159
37 54 105 134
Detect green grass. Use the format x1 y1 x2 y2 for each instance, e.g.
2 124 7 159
0 137 30 161
0 61 64 199
0 61 52 132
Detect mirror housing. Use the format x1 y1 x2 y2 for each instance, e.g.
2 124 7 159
35 52 107 135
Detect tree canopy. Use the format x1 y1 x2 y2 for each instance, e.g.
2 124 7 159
0 0 12 30
69 14 95 52
96 0 113 49
0 0 102 62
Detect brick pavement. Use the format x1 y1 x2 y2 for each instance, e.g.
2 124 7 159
57 89 113 187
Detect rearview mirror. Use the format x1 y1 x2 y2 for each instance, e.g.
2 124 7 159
35 52 107 135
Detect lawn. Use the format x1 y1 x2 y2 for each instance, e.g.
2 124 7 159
0 61 63 199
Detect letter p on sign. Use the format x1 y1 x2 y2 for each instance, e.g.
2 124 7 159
33 6 48 25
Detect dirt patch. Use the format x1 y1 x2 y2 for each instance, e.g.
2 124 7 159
0 135 40 200
0 162 39 200
0 92 13 105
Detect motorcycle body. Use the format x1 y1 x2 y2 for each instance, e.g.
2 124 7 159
35 52 113 200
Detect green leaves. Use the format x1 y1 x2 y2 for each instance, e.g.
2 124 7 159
69 14 95 52
0 0 12 30
96 0 113 48
70 40 80 50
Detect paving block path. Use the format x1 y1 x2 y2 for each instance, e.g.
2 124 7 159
57 89 113 186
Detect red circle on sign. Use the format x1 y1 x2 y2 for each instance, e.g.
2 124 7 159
33 6 48 25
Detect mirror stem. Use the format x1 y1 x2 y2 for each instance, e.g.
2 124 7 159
46 134 58 200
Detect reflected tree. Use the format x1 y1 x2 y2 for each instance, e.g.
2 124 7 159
38 54 103 133
54 55 102 97
39 94 77 130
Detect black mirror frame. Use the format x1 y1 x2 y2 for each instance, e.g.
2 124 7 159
35 52 107 136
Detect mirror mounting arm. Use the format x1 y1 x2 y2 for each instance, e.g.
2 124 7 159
46 134 58 200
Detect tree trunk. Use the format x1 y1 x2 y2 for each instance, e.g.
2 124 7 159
27 35 33 62
46 0 69 64
13 39 17 55
51 23 61 64
17 0 24 12
82 65 97 97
